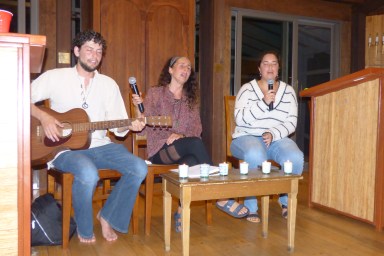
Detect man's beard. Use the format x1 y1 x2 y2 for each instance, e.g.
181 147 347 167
79 59 99 72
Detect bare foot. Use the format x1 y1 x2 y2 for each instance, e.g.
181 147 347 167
246 213 261 223
78 234 96 243
217 199 248 215
97 212 118 242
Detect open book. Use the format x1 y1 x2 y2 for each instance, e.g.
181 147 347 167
171 164 220 178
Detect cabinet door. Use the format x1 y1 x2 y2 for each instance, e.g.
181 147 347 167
95 0 195 106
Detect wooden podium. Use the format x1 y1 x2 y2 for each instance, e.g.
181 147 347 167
300 68 384 231
0 33 46 255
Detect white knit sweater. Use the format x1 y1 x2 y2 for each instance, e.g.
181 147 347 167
232 79 298 141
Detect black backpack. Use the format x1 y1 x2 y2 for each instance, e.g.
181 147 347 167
31 193 77 246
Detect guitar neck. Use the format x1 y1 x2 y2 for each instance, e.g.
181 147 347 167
78 118 143 131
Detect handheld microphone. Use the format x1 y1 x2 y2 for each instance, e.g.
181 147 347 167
129 77 144 113
267 79 274 111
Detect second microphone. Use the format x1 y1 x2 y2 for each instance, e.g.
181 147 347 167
129 76 145 113
267 79 274 111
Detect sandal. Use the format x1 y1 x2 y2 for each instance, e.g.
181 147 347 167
279 202 288 219
246 213 261 223
174 211 182 233
216 200 249 218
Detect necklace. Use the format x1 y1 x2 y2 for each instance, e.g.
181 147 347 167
79 77 93 109
173 99 182 128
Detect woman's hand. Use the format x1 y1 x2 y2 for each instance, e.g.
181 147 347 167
262 132 273 147
263 89 275 105
131 93 144 117
131 93 143 106
166 133 185 145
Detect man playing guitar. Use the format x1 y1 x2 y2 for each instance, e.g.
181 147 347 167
31 30 147 244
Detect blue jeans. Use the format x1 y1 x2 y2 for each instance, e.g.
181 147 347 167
230 135 303 213
52 143 147 239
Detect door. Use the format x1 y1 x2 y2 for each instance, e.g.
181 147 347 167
231 9 340 159
93 0 195 149
296 22 339 157
94 0 194 100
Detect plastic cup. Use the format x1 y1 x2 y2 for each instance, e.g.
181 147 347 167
0 9 13 33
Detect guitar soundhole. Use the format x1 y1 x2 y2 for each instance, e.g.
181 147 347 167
43 122 73 147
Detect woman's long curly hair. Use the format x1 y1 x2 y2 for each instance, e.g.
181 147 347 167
157 57 199 108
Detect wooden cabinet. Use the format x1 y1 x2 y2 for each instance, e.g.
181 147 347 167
300 68 384 231
366 15 384 67
91 0 195 150
93 0 195 107
0 33 45 255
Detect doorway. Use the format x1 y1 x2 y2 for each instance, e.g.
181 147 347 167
230 9 340 159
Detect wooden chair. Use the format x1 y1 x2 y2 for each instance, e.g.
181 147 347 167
131 133 178 235
225 95 243 168
46 167 139 249
33 102 139 249
130 95 213 235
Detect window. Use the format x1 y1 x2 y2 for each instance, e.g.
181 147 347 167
231 9 340 157
0 0 39 34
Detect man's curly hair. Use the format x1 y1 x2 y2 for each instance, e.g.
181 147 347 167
72 30 107 51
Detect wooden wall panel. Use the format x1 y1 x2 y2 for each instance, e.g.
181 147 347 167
146 6 188 87
98 0 194 94
95 0 195 150
312 81 378 221
56 0 72 68
39 0 57 72
100 0 145 112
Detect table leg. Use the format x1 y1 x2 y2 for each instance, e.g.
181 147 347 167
287 179 299 252
163 180 172 252
181 187 192 256
261 195 269 238
206 200 212 225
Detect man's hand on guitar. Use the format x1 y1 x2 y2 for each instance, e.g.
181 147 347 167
39 112 64 142
127 119 145 132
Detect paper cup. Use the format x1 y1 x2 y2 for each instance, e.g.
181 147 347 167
0 9 13 33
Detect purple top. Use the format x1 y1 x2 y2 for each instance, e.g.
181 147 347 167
141 86 202 158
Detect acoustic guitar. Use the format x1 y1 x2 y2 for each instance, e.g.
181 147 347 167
31 107 172 165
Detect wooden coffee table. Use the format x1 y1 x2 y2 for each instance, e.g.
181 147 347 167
162 168 303 256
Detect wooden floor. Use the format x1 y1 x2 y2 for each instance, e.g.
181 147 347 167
32 171 384 256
